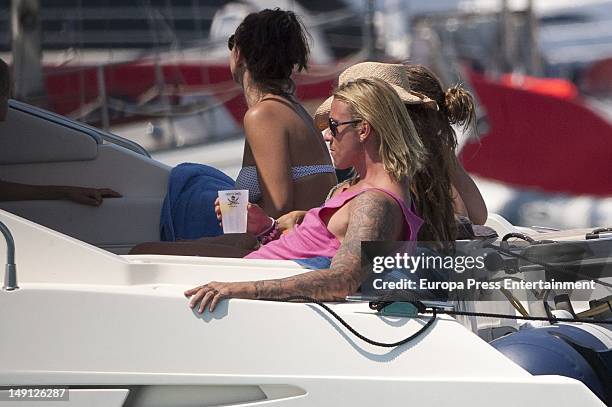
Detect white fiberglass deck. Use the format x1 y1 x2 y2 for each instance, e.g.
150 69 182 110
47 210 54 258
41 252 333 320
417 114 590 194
0 209 606 406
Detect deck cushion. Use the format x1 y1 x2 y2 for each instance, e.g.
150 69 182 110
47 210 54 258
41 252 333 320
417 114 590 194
0 107 99 164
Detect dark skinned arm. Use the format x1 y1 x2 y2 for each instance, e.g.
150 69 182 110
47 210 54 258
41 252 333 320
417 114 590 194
0 180 121 206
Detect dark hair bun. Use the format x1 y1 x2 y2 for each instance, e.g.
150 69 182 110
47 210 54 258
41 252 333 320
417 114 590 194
235 8 310 93
444 85 475 129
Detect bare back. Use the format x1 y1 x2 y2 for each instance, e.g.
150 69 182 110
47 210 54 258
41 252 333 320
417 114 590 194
241 94 337 217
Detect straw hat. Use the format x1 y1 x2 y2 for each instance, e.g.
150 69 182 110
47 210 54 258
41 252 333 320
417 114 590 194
313 62 438 130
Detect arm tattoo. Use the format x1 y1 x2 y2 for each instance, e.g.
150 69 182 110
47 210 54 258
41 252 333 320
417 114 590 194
250 191 403 301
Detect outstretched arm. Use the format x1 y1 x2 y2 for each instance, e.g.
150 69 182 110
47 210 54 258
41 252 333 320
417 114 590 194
185 191 403 313
0 180 121 206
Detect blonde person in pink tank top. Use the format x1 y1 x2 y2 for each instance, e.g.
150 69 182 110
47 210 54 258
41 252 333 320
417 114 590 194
186 78 444 313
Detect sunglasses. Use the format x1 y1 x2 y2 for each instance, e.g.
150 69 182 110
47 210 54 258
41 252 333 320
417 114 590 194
328 117 362 138
228 34 235 51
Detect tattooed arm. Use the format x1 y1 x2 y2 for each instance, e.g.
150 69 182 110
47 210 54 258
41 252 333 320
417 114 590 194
185 191 404 313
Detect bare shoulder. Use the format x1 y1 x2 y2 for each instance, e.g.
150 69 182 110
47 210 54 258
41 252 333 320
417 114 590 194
244 105 277 133
345 189 403 240
243 102 288 143
244 96 294 124
349 190 403 219
244 101 279 122
327 189 404 282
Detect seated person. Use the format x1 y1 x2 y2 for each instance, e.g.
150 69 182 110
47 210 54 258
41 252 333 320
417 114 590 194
130 62 440 255
145 8 337 243
248 62 487 243
403 64 487 226
185 78 457 313
230 8 337 218
308 63 485 232
0 58 121 206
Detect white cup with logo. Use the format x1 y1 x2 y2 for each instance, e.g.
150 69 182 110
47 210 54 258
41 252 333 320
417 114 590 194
218 190 249 234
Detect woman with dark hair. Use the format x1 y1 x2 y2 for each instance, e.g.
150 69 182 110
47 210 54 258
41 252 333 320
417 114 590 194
229 8 336 217
130 8 336 255
133 62 479 257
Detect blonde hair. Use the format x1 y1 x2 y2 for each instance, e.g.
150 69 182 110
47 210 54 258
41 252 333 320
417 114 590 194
332 77 427 182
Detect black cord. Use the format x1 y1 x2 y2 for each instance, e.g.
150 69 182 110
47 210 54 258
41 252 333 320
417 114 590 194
261 296 610 351
267 296 437 348
424 308 612 325
502 233 535 243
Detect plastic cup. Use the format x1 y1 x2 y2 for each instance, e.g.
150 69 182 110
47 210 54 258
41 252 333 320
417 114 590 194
218 190 249 234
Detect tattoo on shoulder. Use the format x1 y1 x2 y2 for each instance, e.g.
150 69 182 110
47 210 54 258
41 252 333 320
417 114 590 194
346 191 403 241
329 191 403 288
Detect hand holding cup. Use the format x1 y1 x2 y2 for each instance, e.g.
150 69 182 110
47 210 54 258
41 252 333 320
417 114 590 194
216 194 275 236
217 190 249 234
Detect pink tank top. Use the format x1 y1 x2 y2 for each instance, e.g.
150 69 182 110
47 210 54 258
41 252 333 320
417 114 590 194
245 187 423 260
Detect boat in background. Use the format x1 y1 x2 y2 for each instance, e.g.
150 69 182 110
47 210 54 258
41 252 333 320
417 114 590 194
408 5 612 229
5 1 612 228
0 98 610 406
0 0 366 152
459 70 612 229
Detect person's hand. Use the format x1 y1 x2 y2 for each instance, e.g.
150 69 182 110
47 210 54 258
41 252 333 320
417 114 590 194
216 198 272 235
276 210 306 232
62 186 122 206
185 281 248 313
214 197 222 225
247 203 273 235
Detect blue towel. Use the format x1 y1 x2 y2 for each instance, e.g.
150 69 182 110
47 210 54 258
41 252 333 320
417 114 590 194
160 163 235 241
293 256 333 270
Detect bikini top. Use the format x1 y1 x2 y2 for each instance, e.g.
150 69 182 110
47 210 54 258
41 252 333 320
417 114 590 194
235 94 334 203
235 165 335 203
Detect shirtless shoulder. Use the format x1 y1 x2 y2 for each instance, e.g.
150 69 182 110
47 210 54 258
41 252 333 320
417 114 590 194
244 100 282 125
346 190 404 240
327 188 404 242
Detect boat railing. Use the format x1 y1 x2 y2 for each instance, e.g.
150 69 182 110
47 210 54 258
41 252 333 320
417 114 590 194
0 220 17 291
